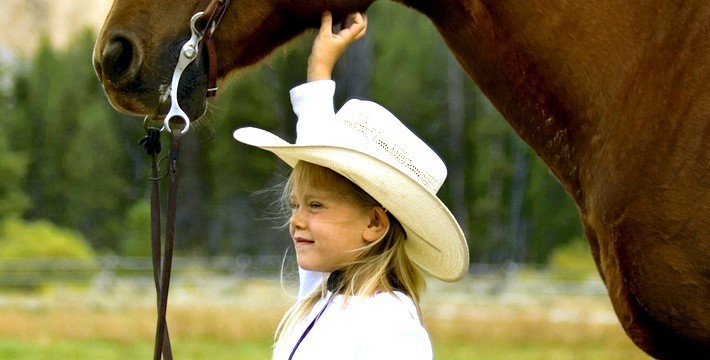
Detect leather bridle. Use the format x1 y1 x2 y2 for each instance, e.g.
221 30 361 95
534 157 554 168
202 0 231 97
139 1 231 359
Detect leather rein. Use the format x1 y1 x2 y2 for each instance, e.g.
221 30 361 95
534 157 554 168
139 1 231 359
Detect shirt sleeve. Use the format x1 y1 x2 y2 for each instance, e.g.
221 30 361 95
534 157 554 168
289 80 336 145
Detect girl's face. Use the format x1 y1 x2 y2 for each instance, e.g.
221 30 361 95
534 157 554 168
289 181 373 273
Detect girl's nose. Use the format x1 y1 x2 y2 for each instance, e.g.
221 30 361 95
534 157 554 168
289 207 306 229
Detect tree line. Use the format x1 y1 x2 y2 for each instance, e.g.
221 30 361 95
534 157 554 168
0 2 583 265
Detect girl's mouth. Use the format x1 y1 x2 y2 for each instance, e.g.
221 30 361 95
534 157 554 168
294 237 315 247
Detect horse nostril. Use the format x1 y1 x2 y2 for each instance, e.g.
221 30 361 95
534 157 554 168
101 34 141 87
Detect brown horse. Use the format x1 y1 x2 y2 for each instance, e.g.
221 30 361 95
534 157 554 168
93 0 709 358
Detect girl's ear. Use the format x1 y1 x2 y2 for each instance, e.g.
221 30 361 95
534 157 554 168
363 207 390 243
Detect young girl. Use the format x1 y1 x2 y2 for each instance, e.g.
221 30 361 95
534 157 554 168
233 12 468 359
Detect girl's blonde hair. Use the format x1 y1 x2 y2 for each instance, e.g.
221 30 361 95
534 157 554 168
274 161 425 345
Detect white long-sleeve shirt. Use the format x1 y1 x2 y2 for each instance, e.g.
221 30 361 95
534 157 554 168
273 290 432 360
273 81 433 359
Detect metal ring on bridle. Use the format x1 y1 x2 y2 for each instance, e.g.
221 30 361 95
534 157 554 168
163 12 206 135
163 115 190 134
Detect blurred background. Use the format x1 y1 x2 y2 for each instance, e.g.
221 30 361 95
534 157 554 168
0 0 647 358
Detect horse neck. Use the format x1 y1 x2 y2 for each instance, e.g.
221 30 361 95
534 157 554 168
275 0 377 19
407 0 705 204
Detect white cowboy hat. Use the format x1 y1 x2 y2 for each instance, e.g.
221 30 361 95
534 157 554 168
233 98 469 281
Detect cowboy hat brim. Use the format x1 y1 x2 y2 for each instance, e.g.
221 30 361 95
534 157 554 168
234 127 469 281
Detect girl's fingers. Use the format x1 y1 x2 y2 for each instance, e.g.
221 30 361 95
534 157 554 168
351 13 367 39
319 11 334 37
318 11 368 43
338 13 367 41
353 12 366 27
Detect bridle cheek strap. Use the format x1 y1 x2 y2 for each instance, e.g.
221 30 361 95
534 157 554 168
205 39 219 97
201 0 231 97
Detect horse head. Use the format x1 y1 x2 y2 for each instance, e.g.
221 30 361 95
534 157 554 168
93 0 375 121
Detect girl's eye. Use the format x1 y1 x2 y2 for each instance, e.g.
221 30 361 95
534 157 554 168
309 202 322 209
290 202 299 211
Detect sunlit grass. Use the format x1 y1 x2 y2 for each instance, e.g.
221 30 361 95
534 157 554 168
0 338 269 360
0 276 649 359
428 318 644 360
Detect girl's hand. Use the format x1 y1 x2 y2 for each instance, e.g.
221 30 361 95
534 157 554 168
307 11 368 82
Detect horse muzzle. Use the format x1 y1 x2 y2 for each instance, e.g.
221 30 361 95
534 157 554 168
93 31 209 121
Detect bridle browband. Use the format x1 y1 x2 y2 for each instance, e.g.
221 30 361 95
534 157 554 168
139 1 232 359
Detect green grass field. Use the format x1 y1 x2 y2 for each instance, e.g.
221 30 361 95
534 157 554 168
0 276 649 359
